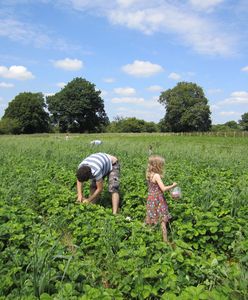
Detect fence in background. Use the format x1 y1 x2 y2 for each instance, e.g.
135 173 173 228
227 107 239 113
159 131 248 137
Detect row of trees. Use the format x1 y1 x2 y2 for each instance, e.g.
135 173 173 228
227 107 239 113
107 116 158 133
0 77 247 134
0 78 109 134
106 116 248 133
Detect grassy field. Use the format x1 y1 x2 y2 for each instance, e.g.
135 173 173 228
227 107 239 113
0 133 247 299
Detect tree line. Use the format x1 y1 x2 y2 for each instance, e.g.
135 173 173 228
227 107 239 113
0 77 247 134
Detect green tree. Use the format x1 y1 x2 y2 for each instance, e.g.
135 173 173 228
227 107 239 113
107 117 157 133
46 77 109 133
0 118 21 134
224 121 239 130
121 117 145 132
2 92 50 134
158 118 170 132
239 113 248 131
211 124 230 132
159 82 211 132
143 121 158 133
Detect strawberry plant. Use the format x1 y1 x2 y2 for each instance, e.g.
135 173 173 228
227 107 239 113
0 134 247 299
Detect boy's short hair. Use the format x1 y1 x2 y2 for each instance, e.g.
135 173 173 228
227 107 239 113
76 165 92 182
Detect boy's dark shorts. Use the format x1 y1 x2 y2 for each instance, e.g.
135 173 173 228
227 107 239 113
90 162 120 193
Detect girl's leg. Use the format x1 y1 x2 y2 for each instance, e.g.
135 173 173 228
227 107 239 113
161 221 168 242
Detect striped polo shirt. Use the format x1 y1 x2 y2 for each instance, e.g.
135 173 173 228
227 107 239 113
78 153 112 181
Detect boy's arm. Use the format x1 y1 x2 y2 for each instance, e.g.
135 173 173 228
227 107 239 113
84 179 103 203
154 174 177 193
77 180 84 202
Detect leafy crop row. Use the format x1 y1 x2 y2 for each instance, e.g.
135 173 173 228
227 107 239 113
0 134 247 299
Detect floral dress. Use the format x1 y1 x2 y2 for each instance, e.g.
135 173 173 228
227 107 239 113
145 180 171 224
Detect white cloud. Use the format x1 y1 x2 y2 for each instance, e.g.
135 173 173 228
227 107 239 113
241 66 248 72
68 1 235 56
0 18 49 47
53 58 83 71
112 95 162 108
114 87 136 95
112 97 144 104
210 104 219 111
189 0 224 11
0 65 34 80
220 91 248 105
0 18 81 52
0 82 14 88
116 106 163 121
168 72 181 80
142 99 161 109
122 60 164 77
56 82 66 88
147 85 163 92
44 92 55 97
116 0 139 8
103 77 115 83
219 111 241 116
109 3 234 55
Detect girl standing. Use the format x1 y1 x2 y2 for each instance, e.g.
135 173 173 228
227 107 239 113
146 155 177 242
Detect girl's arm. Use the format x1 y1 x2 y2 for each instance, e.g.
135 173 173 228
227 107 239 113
154 173 177 193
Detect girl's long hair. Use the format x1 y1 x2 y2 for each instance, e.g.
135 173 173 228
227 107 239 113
146 155 165 180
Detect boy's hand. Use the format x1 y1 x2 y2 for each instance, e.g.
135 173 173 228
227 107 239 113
77 195 84 203
172 182 177 187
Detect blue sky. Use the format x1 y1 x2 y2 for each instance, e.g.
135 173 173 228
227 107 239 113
0 0 248 124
